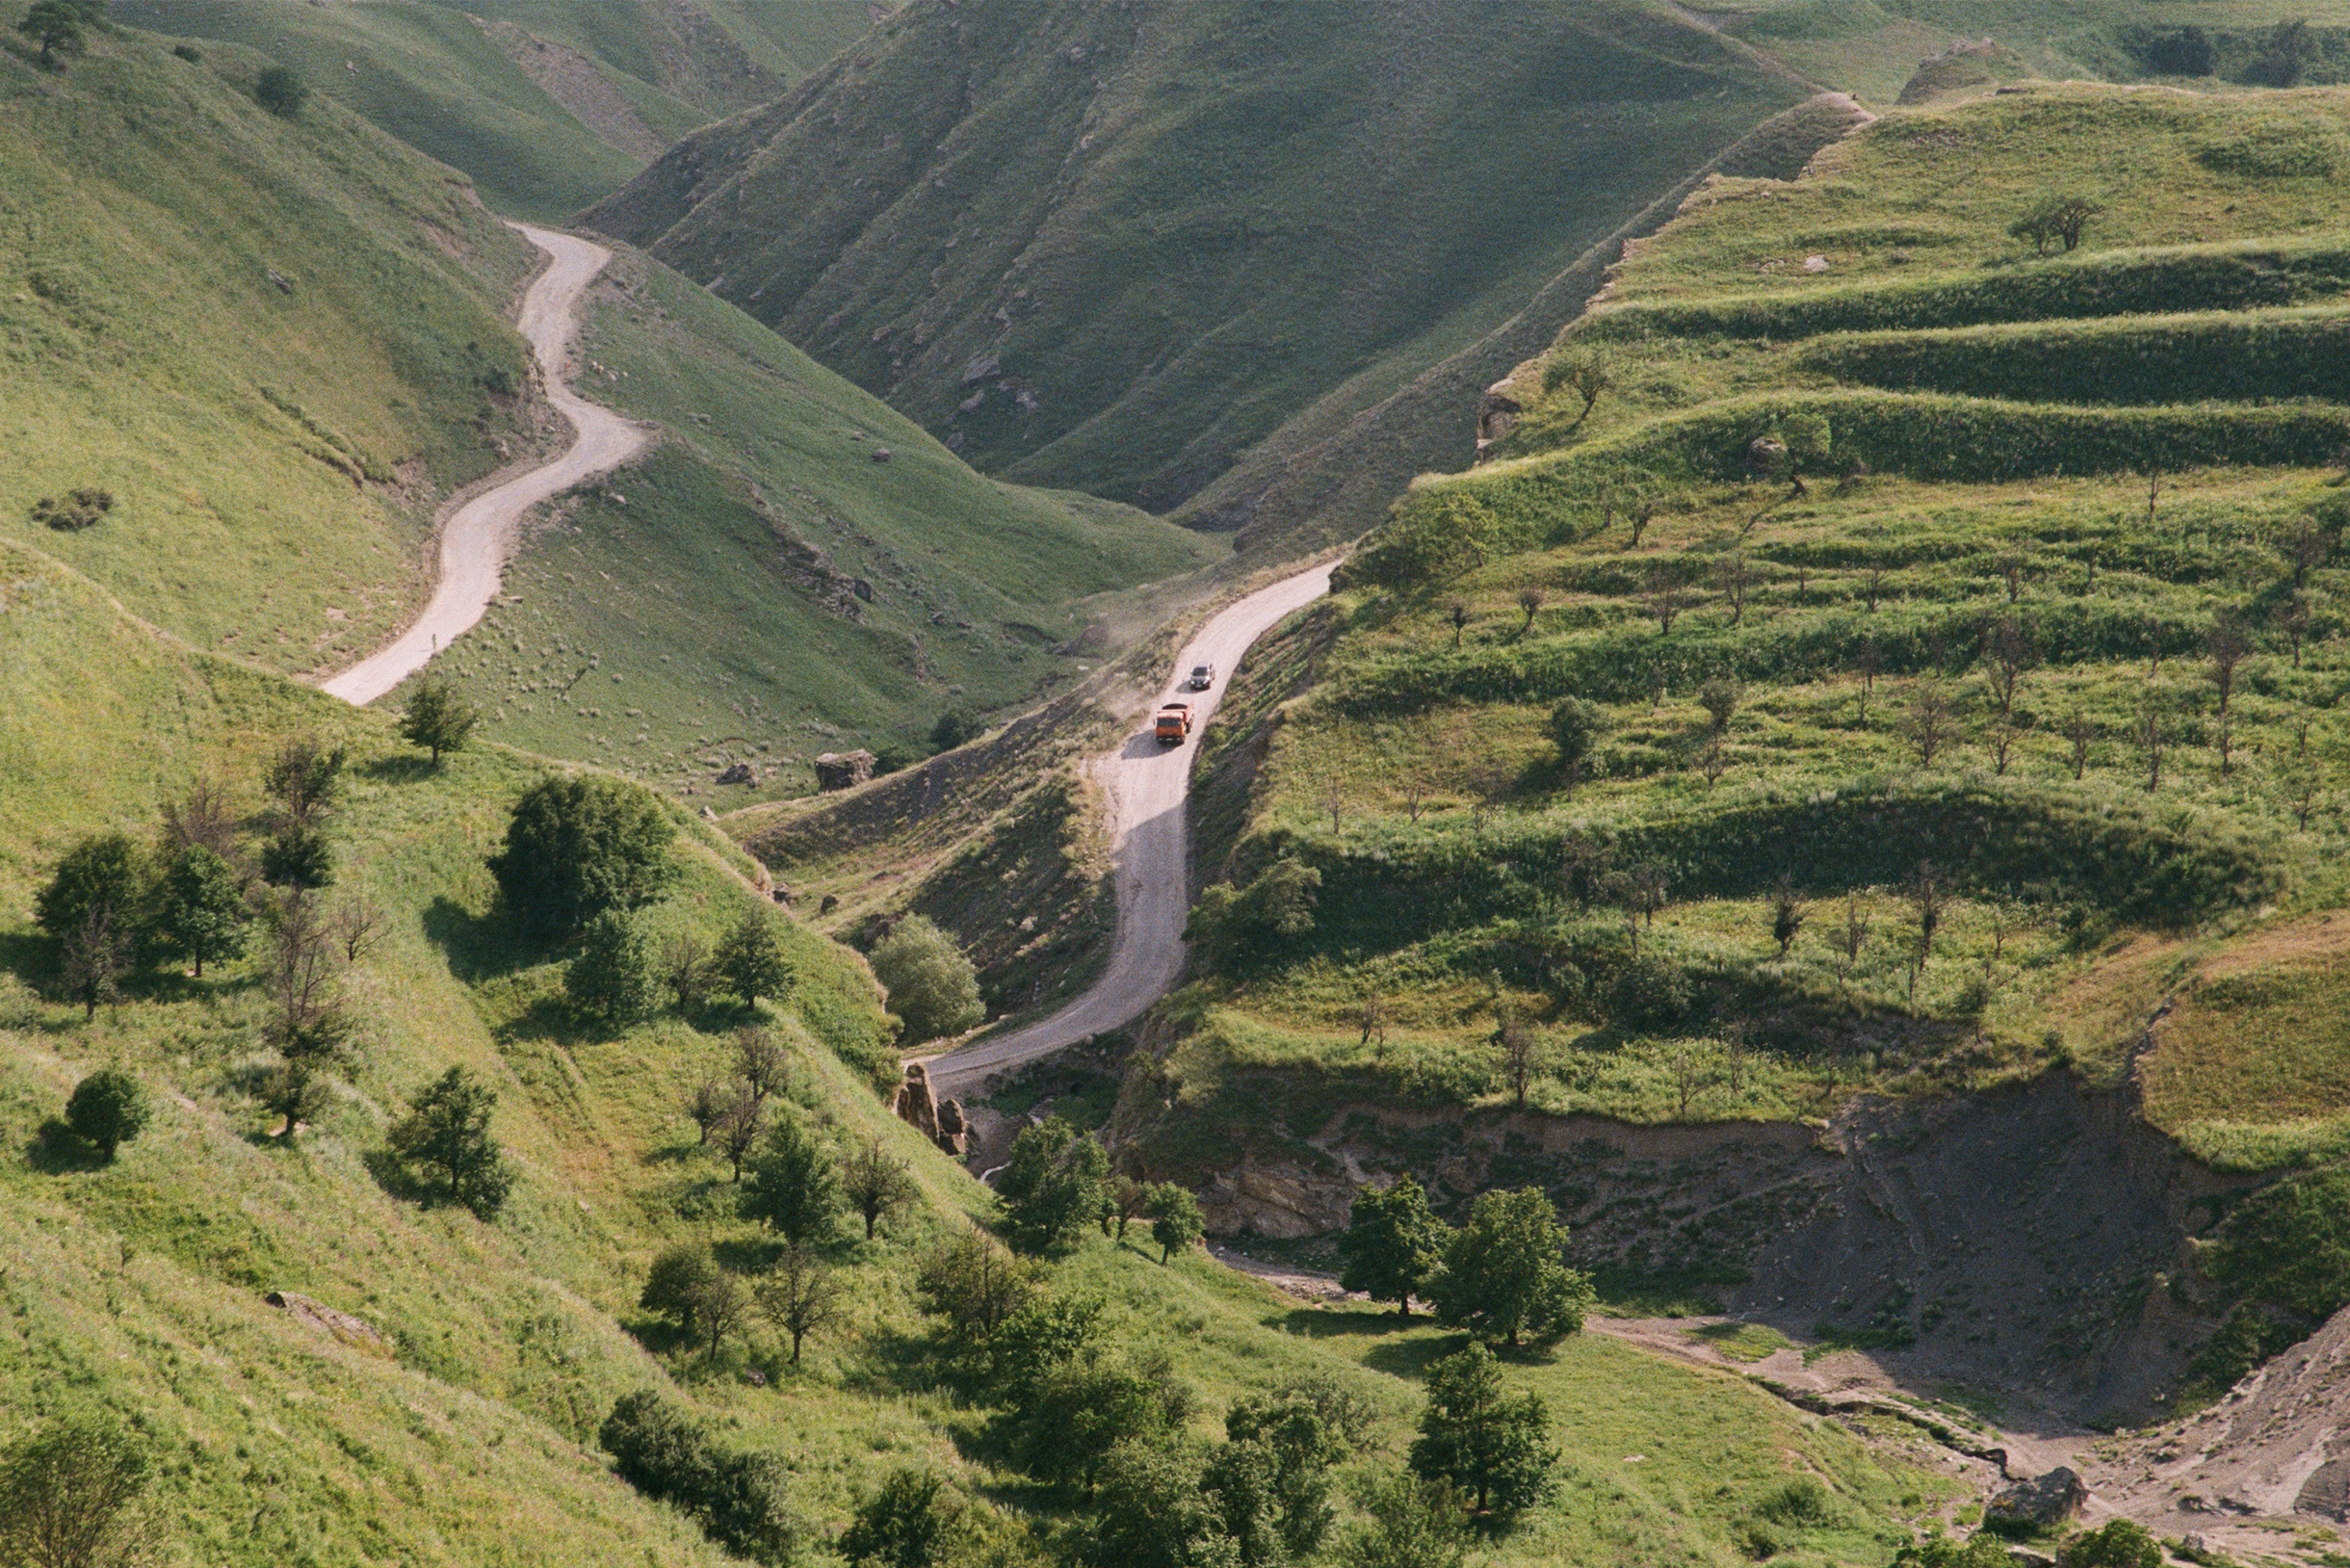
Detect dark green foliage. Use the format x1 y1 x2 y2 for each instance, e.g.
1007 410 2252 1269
2061 1520 2163 1568
841 1137 917 1241
253 64 307 118
639 1243 748 1361
740 1112 842 1244
599 1391 803 1564
0 1411 152 1568
260 825 333 890
399 678 478 765
384 1067 514 1218
170 40 198 61
64 1070 150 1161
1336 1173 1451 1317
869 915 982 1043
716 912 795 1010
997 1116 1110 1255
1753 1477 1835 1527
1186 857 1321 974
2246 19 2316 87
1001 1346 1193 1489
565 910 655 1022
1144 1182 1204 1265
2205 1165 2350 1320
1219 1380 1371 1562
2008 196 2102 257
1431 1187 1596 1347
265 739 345 823
2138 26 2216 76
156 844 246 978
1407 1343 1557 1515
755 1243 840 1367
30 485 113 529
35 832 147 944
489 775 677 934
1893 1533 2016 1568
1085 1439 1235 1568
1609 954 1692 1033
1545 698 1603 775
841 1469 957 1568
1337 1471 1470 1568
916 1229 1036 1350
929 710 980 752
17 0 102 66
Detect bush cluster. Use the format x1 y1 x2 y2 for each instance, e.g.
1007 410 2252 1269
599 1391 803 1564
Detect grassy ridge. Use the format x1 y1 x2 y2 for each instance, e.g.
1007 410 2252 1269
0 27 538 677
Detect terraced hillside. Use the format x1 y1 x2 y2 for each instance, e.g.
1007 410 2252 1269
116 0 884 216
0 528 1957 1564
1122 83 2350 1399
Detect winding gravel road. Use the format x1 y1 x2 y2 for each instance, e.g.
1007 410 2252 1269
324 223 646 706
927 563 1334 1094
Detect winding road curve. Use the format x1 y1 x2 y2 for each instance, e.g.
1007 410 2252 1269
926 563 1335 1095
324 223 647 706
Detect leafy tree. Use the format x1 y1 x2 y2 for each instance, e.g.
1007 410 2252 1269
716 911 795 1009
842 1137 918 1241
489 775 676 934
640 1243 748 1362
1431 1187 1595 1346
16 0 102 67
1005 1348 1193 1488
929 710 981 752
59 906 136 1021
755 1242 840 1366
2141 25 2215 76
2061 1520 2163 1568
734 1024 791 1105
2009 195 2102 255
870 915 983 1043
600 1391 803 1564
35 832 147 948
1185 857 1321 974
998 1116 1110 1254
1893 1533 2020 1568
156 843 247 978
2248 18 2315 86
1542 349 1612 424
1338 1471 1470 1568
0 1411 153 1568
711 1082 766 1182
1545 698 1603 779
258 894 353 1137
566 910 655 1021
1088 1439 1238 1568
917 1228 1036 1347
1145 1181 1205 1265
1337 1173 1450 1317
662 929 711 1012
64 1069 150 1161
385 1066 514 1218
741 1112 842 1243
1220 1381 1371 1562
254 63 308 117
1770 875 1806 958
682 1076 729 1145
400 677 478 766
841 1469 960 1568
1407 1343 1557 1514
265 738 345 826
260 824 334 890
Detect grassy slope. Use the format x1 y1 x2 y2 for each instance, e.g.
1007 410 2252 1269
0 536 1950 1564
113 0 885 218
581 0 1809 515
1145 84 2350 1169
392 248 1217 787
0 27 538 677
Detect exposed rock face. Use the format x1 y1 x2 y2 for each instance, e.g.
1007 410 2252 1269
892 1062 967 1156
1988 1468 2087 1529
715 761 755 785
1475 380 1523 461
814 750 875 791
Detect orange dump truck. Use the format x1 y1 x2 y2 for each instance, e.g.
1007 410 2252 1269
1155 702 1194 744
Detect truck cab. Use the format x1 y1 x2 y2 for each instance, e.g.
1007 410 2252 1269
1155 702 1194 744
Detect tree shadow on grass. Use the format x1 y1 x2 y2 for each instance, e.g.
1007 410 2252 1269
1275 1304 1417 1338
25 1120 106 1174
357 754 437 786
1362 1330 1480 1380
422 895 550 984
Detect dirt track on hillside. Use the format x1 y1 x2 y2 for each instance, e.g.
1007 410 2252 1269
323 223 647 706
925 564 1334 1094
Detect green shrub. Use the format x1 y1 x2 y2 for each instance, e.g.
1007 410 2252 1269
599 1391 802 1564
0 1412 153 1566
489 775 676 934
565 911 655 1021
64 1070 151 1161
2205 1165 2350 1318
2060 1519 2163 1568
869 915 983 1043
383 1067 514 1218
253 65 307 118
1752 1477 1835 1528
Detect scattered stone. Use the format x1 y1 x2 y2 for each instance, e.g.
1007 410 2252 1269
2006 1550 2055 1568
742 1367 767 1388
700 805 718 821
267 269 294 294
851 578 875 603
715 762 755 785
1803 253 1831 273
1745 434 1789 476
870 447 892 463
819 894 840 915
813 750 875 792
265 1291 394 1356
770 886 792 905
1986 1468 2086 1530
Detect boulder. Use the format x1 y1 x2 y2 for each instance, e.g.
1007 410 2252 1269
715 762 755 785
936 1097 969 1157
266 1290 394 1356
893 1064 969 1156
814 750 875 791
1986 1468 2086 1530
1475 379 1523 460
870 447 892 463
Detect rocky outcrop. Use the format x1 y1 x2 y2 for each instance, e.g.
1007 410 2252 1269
1474 380 1523 461
814 750 875 791
892 1062 968 1156
1988 1468 2087 1530
266 1291 395 1357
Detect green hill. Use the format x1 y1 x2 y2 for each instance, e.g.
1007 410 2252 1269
580 0 1815 517
0 529 1952 1564
113 0 886 218
1124 81 2350 1369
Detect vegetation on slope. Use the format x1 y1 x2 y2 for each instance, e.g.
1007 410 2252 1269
582 0 1810 515
1141 85 2350 1169
113 0 884 217
0 529 1955 1564
0 23 537 676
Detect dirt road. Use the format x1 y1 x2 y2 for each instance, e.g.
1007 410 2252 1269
323 223 646 706
926 563 1335 1094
